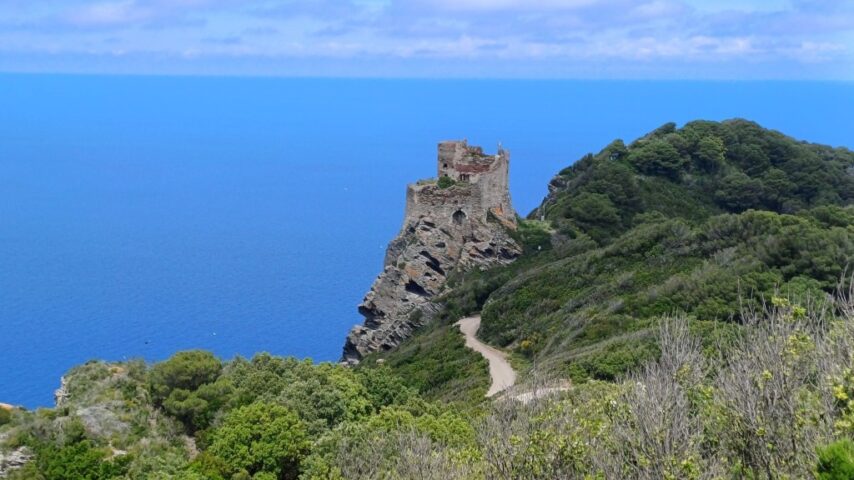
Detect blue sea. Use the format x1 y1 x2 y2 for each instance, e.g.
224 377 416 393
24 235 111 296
1 76 852 407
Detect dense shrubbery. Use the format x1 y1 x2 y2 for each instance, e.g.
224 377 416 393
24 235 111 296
432 120 854 382
302 295 854 479
32 439 132 480
360 321 490 404
475 207 853 380
0 356 451 480
12 291 854 480
13 295 841 479
545 119 853 242
208 402 309 479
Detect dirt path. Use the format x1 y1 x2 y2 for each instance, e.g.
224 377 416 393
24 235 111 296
456 316 516 397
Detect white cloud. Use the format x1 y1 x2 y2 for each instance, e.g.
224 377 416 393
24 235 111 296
419 0 599 11
0 0 851 78
64 1 151 26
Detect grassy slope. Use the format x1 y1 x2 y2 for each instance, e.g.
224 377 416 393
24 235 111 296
359 321 489 405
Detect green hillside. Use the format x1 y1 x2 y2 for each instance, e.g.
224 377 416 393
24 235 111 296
375 119 854 394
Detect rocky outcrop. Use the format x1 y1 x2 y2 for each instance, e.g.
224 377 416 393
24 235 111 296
342 141 521 362
54 376 70 407
0 446 33 478
0 429 33 479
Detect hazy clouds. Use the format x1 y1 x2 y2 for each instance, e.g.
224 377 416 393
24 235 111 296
0 0 851 78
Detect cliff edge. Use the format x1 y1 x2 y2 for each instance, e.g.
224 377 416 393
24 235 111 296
342 140 521 362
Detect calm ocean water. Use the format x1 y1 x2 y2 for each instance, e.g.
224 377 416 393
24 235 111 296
1 76 852 407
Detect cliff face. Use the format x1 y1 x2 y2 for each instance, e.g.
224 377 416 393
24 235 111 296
342 141 521 362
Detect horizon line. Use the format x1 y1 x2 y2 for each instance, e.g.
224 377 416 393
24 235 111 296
3 71 854 83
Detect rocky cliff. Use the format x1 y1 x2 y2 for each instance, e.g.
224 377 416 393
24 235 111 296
342 141 521 362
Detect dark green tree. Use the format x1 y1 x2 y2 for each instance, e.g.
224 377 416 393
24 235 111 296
628 139 687 179
728 143 770 175
149 350 222 405
604 139 628 160
208 402 310 480
694 135 726 172
714 171 765 212
566 192 621 243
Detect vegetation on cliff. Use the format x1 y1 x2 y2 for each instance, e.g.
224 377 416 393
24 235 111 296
0 355 459 479
5 295 854 479
2 119 853 479
380 119 854 395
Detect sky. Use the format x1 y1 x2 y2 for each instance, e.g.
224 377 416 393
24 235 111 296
0 0 853 79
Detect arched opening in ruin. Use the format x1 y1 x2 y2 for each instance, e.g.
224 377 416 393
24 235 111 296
453 209 466 226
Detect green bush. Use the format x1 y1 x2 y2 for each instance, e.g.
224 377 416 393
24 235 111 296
817 439 854 479
149 350 222 404
208 402 309 479
437 175 456 189
628 138 687 179
34 440 131 480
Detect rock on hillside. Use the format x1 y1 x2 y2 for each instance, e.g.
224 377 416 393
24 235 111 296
342 141 521 362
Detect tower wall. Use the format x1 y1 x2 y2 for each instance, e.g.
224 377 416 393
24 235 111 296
403 140 516 229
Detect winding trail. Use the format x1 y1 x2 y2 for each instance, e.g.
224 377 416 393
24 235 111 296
456 316 516 397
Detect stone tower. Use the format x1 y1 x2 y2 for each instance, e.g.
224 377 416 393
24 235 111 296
342 141 521 363
416 140 517 229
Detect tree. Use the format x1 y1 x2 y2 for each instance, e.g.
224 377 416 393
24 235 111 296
628 139 687 179
650 122 677 137
149 350 222 405
714 171 765 212
276 363 373 435
761 168 796 210
566 192 621 243
208 402 309 480
604 139 628 160
162 378 233 432
728 143 770 175
694 135 726 172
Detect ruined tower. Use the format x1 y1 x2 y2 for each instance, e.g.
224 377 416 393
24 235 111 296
342 141 521 363
408 140 517 230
